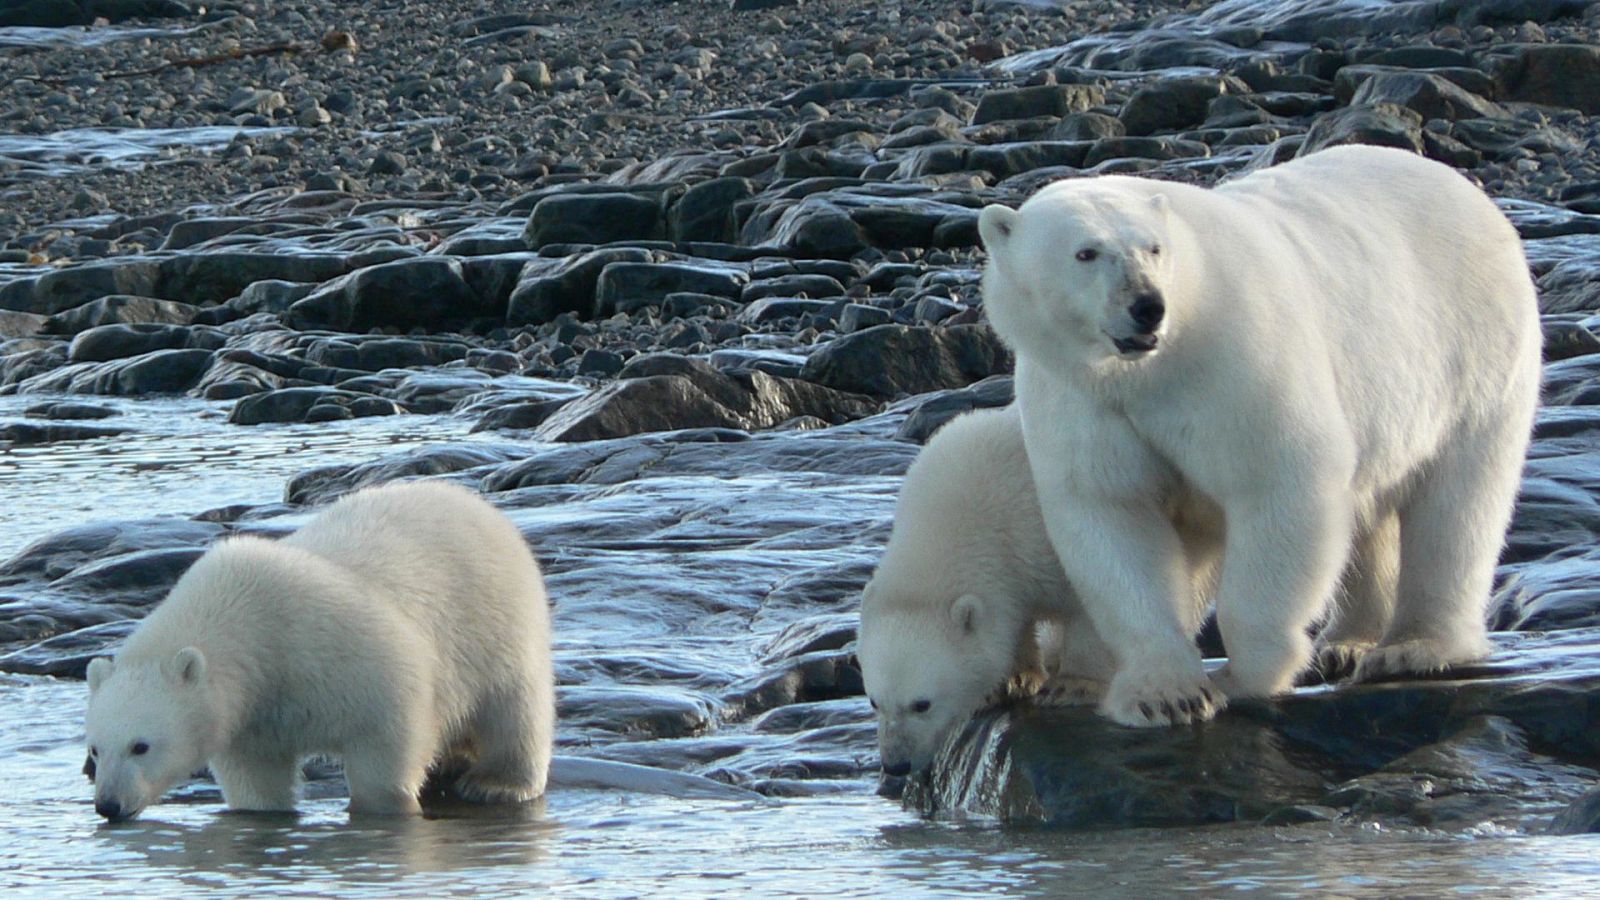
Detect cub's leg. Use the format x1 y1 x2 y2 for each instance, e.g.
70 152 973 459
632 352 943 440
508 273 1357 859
343 718 433 816
211 750 300 812
456 678 553 804
1032 616 1112 707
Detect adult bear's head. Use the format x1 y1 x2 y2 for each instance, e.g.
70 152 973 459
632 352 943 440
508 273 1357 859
980 178 1177 367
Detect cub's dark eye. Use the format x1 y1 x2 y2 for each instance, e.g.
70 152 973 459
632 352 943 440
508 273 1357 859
131 741 149 756
89 746 98 758
868 698 878 711
1075 248 1098 262
1150 244 1162 256
911 700 932 714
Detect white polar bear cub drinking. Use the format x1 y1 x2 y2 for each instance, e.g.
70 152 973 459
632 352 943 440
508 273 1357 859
858 405 1126 777
84 480 555 819
978 145 1541 728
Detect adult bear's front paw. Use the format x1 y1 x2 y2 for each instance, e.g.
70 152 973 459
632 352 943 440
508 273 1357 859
1099 667 1224 727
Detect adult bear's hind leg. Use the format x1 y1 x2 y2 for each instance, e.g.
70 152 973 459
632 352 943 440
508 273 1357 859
1356 425 1525 681
1315 512 1399 680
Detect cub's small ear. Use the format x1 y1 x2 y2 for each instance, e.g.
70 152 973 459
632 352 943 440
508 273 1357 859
86 657 113 693
165 647 207 686
978 205 1020 250
1150 193 1171 217
951 594 983 635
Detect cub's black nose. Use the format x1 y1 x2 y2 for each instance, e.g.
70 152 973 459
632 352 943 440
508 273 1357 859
96 800 124 821
1130 293 1165 331
882 761 912 777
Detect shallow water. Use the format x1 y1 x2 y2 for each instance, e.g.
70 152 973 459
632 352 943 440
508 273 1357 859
0 126 298 180
0 395 466 560
0 24 205 50
7 675 1600 897
3 395 1600 895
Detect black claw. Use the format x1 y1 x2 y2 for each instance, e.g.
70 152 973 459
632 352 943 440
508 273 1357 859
1176 697 1192 715
1138 702 1155 720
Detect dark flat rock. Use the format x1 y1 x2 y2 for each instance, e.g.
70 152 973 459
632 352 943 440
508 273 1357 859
907 629 1600 830
0 421 129 444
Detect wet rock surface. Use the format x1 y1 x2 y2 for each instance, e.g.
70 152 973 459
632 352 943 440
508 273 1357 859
1 0 1599 837
907 630 1600 829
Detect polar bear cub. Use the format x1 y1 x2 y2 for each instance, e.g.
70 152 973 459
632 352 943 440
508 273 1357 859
978 145 1541 727
85 480 555 819
858 406 1132 777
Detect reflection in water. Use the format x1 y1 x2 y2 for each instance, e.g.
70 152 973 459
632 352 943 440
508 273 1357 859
100 805 553 889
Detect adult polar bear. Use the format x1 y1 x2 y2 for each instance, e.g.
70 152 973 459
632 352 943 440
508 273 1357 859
978 145 1540 728
85 481 554 819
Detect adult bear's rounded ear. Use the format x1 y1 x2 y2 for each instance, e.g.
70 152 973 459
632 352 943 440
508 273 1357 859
87 657 114 693
1150 193 1171 219
978 205 1019 250
950 594 983 635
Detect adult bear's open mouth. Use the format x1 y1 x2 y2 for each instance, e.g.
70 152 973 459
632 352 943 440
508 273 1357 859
1111 333 1159 354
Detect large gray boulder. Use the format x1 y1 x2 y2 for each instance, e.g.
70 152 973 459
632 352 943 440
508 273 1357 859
800 324 1012 398
534 355 878 442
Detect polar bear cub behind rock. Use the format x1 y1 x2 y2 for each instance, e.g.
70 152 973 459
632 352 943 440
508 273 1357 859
85 480 554 819
858 406 1128 777
979 145 1541 727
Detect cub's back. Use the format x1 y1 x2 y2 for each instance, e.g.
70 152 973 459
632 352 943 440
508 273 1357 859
283 481 546 631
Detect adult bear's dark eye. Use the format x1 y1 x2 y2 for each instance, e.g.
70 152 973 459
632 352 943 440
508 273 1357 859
911 700 932 714
868 698 878 711
131 741 149 756
89 746 98 758
1075 248 1098 262
1150 244 1162 256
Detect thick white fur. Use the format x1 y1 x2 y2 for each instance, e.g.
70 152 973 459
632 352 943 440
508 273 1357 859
858 406 1122 776
978 145 1540 727
85 480 554 818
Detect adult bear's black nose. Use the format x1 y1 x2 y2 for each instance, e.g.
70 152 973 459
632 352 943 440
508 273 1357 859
882 760 912 777
1130 293 1165 332
96 799 125 821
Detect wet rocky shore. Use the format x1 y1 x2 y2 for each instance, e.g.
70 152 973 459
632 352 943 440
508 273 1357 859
3 0 1600 835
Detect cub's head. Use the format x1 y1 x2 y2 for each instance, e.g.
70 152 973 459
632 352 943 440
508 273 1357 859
980 181 1175 365
857 588 1018 778
85 648 217 821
